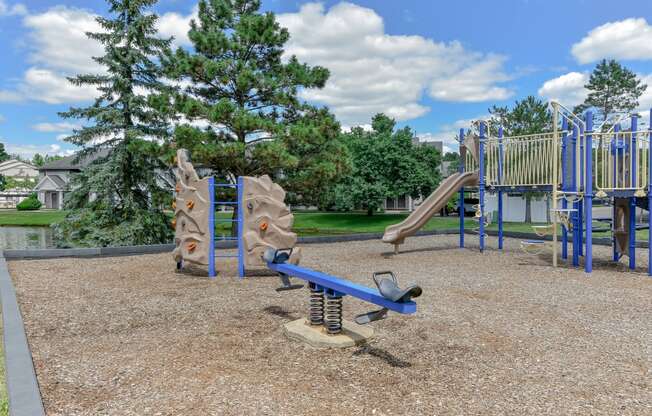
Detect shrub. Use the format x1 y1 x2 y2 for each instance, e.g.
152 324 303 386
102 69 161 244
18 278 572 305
17 196 42 211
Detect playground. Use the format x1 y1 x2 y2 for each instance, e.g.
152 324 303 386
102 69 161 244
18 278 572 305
8 235 652 415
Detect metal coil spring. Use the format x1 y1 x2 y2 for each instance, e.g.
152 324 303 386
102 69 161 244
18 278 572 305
309 287 324 326
324 295 343 335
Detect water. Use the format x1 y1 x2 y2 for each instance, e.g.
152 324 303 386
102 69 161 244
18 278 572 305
0 226 54 250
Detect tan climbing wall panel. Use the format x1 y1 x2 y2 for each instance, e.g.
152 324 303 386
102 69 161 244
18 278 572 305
241 175 300 269
173 149 212 266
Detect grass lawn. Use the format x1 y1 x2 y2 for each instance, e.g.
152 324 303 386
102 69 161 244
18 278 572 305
0 210 67 227
216 211 637 239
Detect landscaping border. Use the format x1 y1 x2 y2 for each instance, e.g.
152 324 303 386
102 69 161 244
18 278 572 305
2 228 646 260
0 254 45 416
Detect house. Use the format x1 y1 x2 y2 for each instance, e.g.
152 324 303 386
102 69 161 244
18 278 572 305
0 159 38 180
33 150 108 209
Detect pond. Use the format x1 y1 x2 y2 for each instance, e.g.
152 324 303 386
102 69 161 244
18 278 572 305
0 226 54 250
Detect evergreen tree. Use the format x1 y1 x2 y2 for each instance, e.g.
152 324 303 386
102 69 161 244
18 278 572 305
0 143 10 162
158 0 341 221
53 0 173 247
575 59 647 125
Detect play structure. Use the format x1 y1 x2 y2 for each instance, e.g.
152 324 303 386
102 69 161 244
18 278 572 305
172 149 422 344
384 103 652 275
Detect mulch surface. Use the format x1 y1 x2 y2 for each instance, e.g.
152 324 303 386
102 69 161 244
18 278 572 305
8 235 652 415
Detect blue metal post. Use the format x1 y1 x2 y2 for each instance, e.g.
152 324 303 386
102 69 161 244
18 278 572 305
479 122 486 253
648 108 652 276
561 118 568 260
208 176 216 278
572 125 580 267
498 126 504 250
579 124 585 257
459 128 465 248
237 176 245 278
585 112 594 273
629 115 638 270
613 124 621 262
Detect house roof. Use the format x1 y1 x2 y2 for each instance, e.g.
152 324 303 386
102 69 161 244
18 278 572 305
39 149 110 171
34 174 67 192
0 159 37 170
48 174 67 188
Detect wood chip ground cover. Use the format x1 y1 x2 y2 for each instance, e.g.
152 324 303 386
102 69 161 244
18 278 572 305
8 236 652 415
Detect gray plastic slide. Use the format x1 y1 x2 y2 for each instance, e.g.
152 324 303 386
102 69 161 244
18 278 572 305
382 171 479 249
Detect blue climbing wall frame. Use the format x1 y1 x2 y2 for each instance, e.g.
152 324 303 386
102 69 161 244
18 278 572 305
209 176 245 279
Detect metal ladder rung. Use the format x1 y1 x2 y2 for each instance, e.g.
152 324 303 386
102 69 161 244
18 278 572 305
215 254 238 258
214 201 238 205
215 184 238 188
215 237 238 241
215 219 240 222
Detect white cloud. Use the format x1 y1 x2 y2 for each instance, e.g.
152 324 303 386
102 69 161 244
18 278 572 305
4 142 73 159
0 7 103 104
277 2 512 126
417 116 488 153
157 6 197 48
538 71 652 114
19 67 99 104
32 121 82 133
0 90 23 102
0 0 26 16
537 72 589 107
0 114 5 123
637 74 652 113
23 7 104 74
572 18 652 64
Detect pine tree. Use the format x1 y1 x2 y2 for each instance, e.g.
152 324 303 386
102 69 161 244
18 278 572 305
158 0 339 217
575 59 647 125
53 0 173 247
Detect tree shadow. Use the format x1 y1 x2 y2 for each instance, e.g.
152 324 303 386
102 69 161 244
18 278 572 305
352 345 411 368
263 305 298 320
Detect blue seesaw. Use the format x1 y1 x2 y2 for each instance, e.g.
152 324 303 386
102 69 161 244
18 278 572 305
264 248 422 334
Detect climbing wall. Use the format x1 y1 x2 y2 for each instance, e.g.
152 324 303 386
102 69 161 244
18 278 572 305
172 149 212 266
241 175 301 269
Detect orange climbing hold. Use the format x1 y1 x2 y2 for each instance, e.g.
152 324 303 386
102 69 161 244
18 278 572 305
175 183 181 193
186 200 195 210
260 221 268 231
172 200 176 209
171 218 176 229
187 242 197 252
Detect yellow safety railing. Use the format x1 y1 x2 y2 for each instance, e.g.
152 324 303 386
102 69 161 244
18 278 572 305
485 132 561 187
593 130 650 194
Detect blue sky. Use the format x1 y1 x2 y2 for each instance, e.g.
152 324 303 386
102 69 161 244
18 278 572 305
1 0 652 158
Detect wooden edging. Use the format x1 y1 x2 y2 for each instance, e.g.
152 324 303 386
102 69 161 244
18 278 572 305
0 254 45 416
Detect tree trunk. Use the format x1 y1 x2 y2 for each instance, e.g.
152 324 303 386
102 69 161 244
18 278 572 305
525 193 532 224
367 207 374 216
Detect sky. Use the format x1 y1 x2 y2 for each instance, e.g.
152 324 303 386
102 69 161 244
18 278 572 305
1 0 652 158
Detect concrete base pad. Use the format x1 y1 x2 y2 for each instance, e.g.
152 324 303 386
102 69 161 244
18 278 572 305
283 318 374 349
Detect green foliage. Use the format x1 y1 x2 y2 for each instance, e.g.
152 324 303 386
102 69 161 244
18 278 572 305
575 59 647 125
0 144 9 163
17 195 42 211
54 0 173 247
489 95 552 136
0 175 5 191
158 0 342 206
31 153 64 167
330 114 442 215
